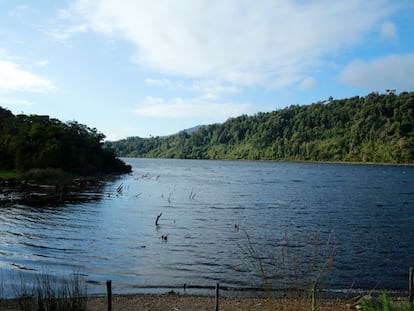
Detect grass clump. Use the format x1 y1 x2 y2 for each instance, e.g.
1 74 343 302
360 291 414 311
241 230 337 310
13 272 87 311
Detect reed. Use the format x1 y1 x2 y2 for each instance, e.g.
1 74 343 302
12 271 87 311
0 269 4 302
240 229 337 310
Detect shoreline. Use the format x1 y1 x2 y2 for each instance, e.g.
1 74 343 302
2 290 411 311
125 156 414 166
1 292 356 311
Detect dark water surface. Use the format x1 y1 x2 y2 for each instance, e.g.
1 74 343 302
1 159 413 297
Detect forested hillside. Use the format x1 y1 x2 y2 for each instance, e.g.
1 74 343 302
0 108 131 175
106 91 414 164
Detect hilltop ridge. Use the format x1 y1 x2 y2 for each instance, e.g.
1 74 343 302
107 91 414 164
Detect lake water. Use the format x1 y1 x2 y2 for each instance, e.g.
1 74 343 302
1 158 413 297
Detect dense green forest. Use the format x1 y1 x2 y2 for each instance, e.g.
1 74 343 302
0 107 131 176
106 92 414 164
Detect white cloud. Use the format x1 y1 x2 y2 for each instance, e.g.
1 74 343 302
132 96 252 119
35 60 49 67
45 7 90 42
69 0 394 88
299 76 317 90
338 53 414 91
8 4 29 18
380 21 398 40
192 81 240 96
145 78 240 102
48 24 89 42
144 78 186 90
0 49 11 59
0 60 56 93
105 127 141 141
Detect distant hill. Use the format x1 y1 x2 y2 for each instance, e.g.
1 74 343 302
157 125 204 138
105 91 414 164
0 107 131 176
181 125 204 135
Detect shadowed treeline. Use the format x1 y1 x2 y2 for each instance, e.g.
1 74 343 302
0 108 131 176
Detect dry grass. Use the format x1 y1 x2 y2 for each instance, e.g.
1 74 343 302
240 229 337 310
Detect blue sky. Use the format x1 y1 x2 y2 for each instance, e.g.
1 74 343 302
1 1 413 140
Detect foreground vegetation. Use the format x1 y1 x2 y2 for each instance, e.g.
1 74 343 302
0 107 131 178
360 291 413 311
107 91 414 163
241 230 337 311
0 272 87 311
239 230 414 310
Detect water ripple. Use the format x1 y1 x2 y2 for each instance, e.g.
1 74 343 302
0 159 413 297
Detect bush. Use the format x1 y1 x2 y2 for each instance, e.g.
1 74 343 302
360 291 414 311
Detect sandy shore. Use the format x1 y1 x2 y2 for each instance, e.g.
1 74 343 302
1 293 353 310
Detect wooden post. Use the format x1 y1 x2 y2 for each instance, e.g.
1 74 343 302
409 267 413 303
107 280 112 311
215 283 219 311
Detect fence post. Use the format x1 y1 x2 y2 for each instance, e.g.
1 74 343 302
215 283 219 311
409 267 413 303
107 280 112 311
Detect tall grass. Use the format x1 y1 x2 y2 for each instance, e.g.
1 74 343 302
0 269 4 302
241 230 337 310
12 272 87 311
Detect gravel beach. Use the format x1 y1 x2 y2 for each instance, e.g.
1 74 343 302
1 293 353 311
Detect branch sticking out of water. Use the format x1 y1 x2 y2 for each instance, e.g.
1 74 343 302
155 213 162 226
189 189 196 201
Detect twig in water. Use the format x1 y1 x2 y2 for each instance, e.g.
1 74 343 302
116 183 123 194
155 212 162 226
189 189 196 201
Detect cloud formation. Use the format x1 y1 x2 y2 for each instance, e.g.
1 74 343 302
299 77 317 90
133 96 252 120
71 0 393 88
339 53 414 91
0 60 56 93
380 21 398 40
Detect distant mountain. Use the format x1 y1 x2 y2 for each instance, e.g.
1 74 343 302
105 91 414 164
181 125 204 135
